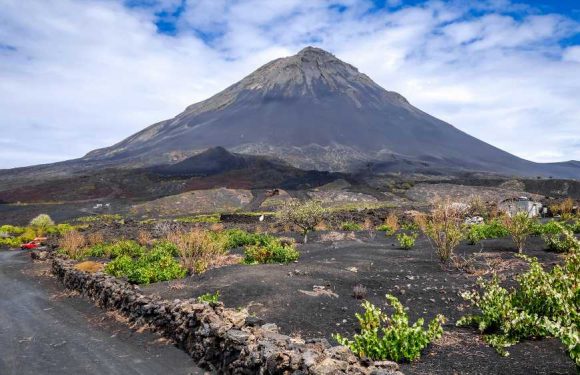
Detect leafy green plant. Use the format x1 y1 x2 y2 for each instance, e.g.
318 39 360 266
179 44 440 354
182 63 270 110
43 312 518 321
243 239 299 264
396 232 417 250
104 244 186 284
278 200 327 243
457 248 579 365
175 214 221 224
400 222 419 231
341 222 363 231
376 224 394 235
107 240 145 259
0 225 25 236
76 214 123 223
197 291 220 303
334 294 445 362
466 219 509 245
541 222 580 253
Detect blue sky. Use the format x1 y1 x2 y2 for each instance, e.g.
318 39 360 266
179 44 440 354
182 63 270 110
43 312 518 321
1 0 579 168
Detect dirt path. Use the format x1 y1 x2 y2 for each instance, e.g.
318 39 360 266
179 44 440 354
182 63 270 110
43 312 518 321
0 250 204 375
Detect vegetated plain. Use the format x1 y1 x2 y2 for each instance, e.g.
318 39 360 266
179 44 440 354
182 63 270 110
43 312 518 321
2 197 578 374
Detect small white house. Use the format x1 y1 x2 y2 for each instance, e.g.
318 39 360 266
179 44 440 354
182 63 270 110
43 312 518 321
499 196 543 218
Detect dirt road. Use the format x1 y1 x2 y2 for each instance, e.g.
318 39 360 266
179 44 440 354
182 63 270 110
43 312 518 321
0 250 204 375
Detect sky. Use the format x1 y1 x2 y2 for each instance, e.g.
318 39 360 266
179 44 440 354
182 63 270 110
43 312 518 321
1 0 579 168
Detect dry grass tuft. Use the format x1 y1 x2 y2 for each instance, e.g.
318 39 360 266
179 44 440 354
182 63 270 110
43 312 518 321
137 230 153 246
167 229 226 274
59 230 86 259
210 223 225 232
74 261 104 273
319 231 356 242
87 231 104 246
384 212 400 231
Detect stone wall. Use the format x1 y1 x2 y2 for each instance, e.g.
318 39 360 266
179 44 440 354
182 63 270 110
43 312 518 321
51 258 402 375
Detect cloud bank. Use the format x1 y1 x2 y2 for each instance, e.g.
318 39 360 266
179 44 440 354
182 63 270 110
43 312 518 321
0 0 579 168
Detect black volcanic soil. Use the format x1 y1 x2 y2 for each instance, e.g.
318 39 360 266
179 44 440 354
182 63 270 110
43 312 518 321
140 233 577 375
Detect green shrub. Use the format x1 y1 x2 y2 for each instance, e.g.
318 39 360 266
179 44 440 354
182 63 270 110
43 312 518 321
0 237 24 248
0 225 25 235
175 214 221 224
243 240 299 264
104 245 186 284
107 240 145 259
46 223 76 236
457 248 579 365
396 232 417 250
376 224 394 235
334 294 445 362
197 291 220 303
467 219 510 245
400 222 419 231
341 222 363 231
219 229 275 250
541 222 580 253
83 243 108 258
77 214 122 223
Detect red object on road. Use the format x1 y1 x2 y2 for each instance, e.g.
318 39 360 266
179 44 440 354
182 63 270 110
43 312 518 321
21 241 40 250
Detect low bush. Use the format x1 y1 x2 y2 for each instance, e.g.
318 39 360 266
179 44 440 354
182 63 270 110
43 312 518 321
104 244 186 284
466 219 510 245
243 239 299 264
220 229 272 249
82 240 146 259
197 291 220 303
376 224 394 235
167 229 226 274
175 214 221 224
58 230 86 259
334 294 445 362
457 248 579 365
0 225 25 236
45 223 76 236
541 222 580 253
341 222 363 231
76 214 123 223
396 232 417 250
74 261 104 273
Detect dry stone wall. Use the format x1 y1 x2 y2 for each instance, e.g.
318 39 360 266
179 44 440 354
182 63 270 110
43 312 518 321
51 257 402 375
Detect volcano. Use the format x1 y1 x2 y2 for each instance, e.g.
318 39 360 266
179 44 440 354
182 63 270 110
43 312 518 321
78 46 578 178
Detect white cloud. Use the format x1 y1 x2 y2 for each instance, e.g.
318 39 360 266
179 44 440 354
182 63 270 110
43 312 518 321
0 0 579 168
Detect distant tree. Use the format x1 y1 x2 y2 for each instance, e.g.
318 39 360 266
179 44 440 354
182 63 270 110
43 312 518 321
30 214 55 235
278 200 327 243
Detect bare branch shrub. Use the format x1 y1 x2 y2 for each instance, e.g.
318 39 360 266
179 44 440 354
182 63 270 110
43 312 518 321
385 212 400 232
87 231 104 246
137 230 152 246
59 230 86 259
502 212 534 253
167 229 226 274
415 199 465 262
352 284 368 300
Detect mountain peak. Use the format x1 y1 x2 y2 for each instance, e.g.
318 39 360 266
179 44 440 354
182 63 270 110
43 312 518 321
296 46 335 57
